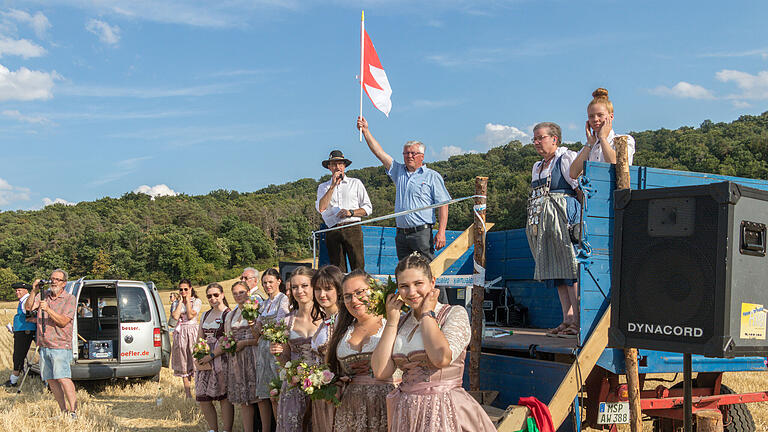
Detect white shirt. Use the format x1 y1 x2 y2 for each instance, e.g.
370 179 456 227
578 129 636 165
315 176 372 228
531 146 579 190
393 303 470 363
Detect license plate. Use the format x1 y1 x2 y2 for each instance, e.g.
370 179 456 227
597 402 629 424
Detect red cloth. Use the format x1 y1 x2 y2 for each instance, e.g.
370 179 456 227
518 396 555 432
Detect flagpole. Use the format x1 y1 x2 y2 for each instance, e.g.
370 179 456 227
359 10 365 142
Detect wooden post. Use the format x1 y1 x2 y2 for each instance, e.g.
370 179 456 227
614 135 643 432
470 176 488 392
695 410 724 432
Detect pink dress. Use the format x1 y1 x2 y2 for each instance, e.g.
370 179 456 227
171 297 202 377
310 314 337 432
276 313 314 432
195 308 230 402
387 303 496 432
333 319 399 432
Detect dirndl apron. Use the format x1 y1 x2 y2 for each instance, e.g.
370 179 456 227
525 155 580 281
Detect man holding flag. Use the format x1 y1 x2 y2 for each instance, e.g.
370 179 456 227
357 116 450 261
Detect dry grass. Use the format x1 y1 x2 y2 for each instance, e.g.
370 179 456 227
2 284 768 431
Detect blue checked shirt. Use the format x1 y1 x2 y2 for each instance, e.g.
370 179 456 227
387 160 451 228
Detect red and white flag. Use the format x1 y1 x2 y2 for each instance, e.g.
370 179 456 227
360 15 392 117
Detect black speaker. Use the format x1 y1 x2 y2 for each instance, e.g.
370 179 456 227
279 261 312 286
609 181 768 358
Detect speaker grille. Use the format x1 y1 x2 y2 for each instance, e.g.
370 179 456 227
618 195 718 343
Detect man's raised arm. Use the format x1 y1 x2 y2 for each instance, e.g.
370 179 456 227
357 116 393 170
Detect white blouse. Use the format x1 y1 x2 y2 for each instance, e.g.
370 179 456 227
393 303 470 363
225 305 249 330
578 129 636 165
258 292 290 324
531 146 579 189
337 318 387 358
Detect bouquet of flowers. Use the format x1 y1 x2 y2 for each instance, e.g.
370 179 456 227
261 321 289 344
240 295 261 321
192 338 210 360
299 363 340 406
268 377 282 400
366 276 408 317
221 331 238 354
280 360 310 388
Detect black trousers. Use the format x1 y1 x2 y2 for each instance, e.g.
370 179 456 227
395 226 434 261
325 224 366 272
13 330 35 372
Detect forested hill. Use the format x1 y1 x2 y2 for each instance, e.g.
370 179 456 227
1 112 767 295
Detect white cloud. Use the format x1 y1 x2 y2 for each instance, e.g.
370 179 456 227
0 37 46 58
439 145 471 160
2 9 51 39
2 109 49 124
85 19 120 45
0 64 59 101
732 100 751 108
133 184 178 199
42 197 75 206
0 177 31 205
651 81 715 99
475 123 530 148
715 69 768 100
59 82 230 98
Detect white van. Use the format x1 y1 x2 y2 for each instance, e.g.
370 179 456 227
33 279 172 380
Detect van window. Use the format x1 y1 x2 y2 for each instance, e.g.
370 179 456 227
119 287 151 323
98 297 118 317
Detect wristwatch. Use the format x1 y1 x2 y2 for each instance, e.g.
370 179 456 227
420 311 437 321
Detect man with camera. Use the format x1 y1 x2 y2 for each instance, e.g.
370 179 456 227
4 282 35 387
26 269 78 419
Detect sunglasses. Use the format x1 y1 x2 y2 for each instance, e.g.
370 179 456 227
232 290 248 296
179 288 190 292
206 293 220 299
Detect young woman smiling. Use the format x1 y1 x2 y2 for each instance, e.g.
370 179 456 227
308 265 343 432
273 267 320 432
371 253 495 432
255 268 290 420
170 278 202 398
326 269 398 432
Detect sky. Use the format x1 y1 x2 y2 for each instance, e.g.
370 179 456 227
0 0 767 211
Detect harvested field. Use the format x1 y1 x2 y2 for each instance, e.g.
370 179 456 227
1 282 767 431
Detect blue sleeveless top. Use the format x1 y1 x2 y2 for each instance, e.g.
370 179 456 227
13 294 36 332
531 154 576 196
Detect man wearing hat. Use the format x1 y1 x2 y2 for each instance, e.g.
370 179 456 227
316 150 372 271
4 282 35 387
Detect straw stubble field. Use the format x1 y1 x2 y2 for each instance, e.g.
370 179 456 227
0 281 766 431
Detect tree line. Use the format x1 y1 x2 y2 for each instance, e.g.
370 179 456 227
1 112 767 299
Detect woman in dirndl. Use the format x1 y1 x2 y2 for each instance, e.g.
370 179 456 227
327 269 399 432
195 283 234 432
256 268 290 419
308 265 342 432
526 121 581 338
273 266 321 432
170 278 203 398
371 253 496 432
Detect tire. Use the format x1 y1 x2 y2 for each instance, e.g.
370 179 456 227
720 384 755 432
652 383 755 432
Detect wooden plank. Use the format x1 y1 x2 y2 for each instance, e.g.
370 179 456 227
430 222 494 278
548 305 611 430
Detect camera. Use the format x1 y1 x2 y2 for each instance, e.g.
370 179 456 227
36 279 51 289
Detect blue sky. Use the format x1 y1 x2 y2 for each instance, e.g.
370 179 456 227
0 1 766 210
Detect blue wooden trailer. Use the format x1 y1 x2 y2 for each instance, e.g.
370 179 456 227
316 161 768 431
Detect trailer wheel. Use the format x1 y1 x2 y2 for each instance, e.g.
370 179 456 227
720 385 755 432
651 384 755 432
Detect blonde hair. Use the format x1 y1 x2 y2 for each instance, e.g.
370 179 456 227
588 88 613 114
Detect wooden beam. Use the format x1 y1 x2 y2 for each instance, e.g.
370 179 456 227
549 306 611 429
429 222 494 278
470 177 488 391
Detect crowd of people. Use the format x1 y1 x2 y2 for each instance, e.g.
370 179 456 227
3 87 634 430
168 255 496 432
